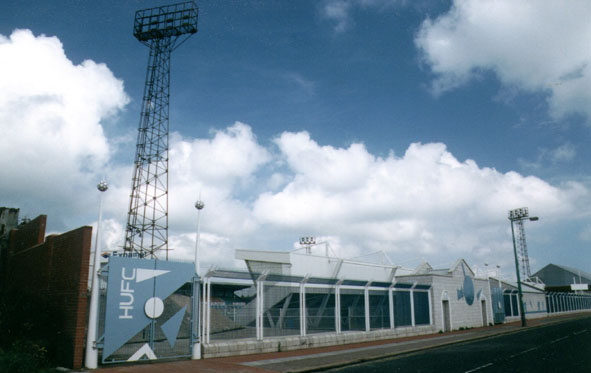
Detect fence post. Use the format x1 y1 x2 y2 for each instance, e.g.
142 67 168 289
364 282 371 332
335 280 343 334
201 275 212 345
427 288 433 325
201 278 206 344
389 283 395 329
300 276 309 337
410 283 417 327
192 275 201 359
256 271 268 341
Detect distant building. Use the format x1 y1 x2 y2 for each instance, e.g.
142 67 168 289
0 207 19 240
533 264 591 292
0 207 20 281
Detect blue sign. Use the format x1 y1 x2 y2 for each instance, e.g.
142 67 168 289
457 262 481 306
103 256 195 360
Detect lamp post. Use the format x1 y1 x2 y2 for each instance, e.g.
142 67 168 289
85 181 108 369
192 200 204 360
508 207 538 327
194 200 205 275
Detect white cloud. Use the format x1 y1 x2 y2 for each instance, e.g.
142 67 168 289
518 143 577 170
321 0 353 33
253 133 588 265
167 122 271 238
415 0 591 121
320 0 404 33
169 231 246 270
550 143 576 163
169 122 270 187
1 29 588 272
0 29 128 220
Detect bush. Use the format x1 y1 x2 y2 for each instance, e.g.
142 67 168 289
0 341 50 373
0 290 61 372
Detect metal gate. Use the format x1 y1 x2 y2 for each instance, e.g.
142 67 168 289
99 256 197 363
491 286 505 324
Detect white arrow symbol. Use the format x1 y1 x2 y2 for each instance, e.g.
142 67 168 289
136 268 170 283
128 343 157 361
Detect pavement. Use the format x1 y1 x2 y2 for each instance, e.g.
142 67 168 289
92 312 590 373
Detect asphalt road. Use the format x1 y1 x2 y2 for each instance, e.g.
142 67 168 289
318 316 591 373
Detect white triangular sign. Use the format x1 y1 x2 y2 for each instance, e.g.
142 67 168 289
136 268 170 283
128 343 157 361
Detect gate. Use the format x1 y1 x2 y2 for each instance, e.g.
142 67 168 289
99 256 197 363
491 286 505 324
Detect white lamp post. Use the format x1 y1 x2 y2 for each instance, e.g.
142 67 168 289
192 199 204 360
85 181 108 369
194 200 204 275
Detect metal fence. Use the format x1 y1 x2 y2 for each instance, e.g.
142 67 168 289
200 269 432 343
546 292 591 314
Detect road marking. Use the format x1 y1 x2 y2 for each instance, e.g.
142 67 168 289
464 362 493 373
550 336 569 344
573 329 587 336
243 333 475 366
509 347 539 358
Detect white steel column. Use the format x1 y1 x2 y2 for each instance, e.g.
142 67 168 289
335 280 343 334
427 288 433 325
388 284 395 329
256 280 263 340
192 275 201 359
364 282 371 332
256 272 268 341
410 283 417 327
201 278 206 343
299 278 308 337
206 279 211 343
201 277 211 344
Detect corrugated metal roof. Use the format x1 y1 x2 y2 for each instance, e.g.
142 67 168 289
533 263 591 286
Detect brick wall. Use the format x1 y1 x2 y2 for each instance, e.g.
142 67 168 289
8 214 46 255
4 216 92 369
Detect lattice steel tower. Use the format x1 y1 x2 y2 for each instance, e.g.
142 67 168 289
514 217 531 278
509 207 538 280
125 2 198 259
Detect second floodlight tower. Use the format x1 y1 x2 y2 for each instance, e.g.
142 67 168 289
125 2 198 259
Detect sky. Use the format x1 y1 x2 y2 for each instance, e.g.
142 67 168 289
1 0 590 278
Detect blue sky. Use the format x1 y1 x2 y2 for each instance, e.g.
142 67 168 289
1 0 590 278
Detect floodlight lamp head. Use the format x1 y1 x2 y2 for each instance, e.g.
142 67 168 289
97 181 109 192
508 207 529 221
133 1 198 42
300 236 316 245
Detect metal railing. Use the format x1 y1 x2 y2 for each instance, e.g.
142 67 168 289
198 269 432 343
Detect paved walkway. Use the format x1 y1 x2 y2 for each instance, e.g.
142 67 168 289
93 313 590 373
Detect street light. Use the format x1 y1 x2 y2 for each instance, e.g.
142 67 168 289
194 200 204 275
192 199 204 360
508 207 538 327
85 181 108 369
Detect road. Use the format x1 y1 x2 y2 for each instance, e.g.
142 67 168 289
318 316 591 373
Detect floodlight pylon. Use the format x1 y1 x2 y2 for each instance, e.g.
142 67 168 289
508 207 533 280
124 2 198 259
514 219 531 279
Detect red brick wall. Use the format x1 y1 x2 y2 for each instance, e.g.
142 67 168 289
8 214 46 255
5 217 92 369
